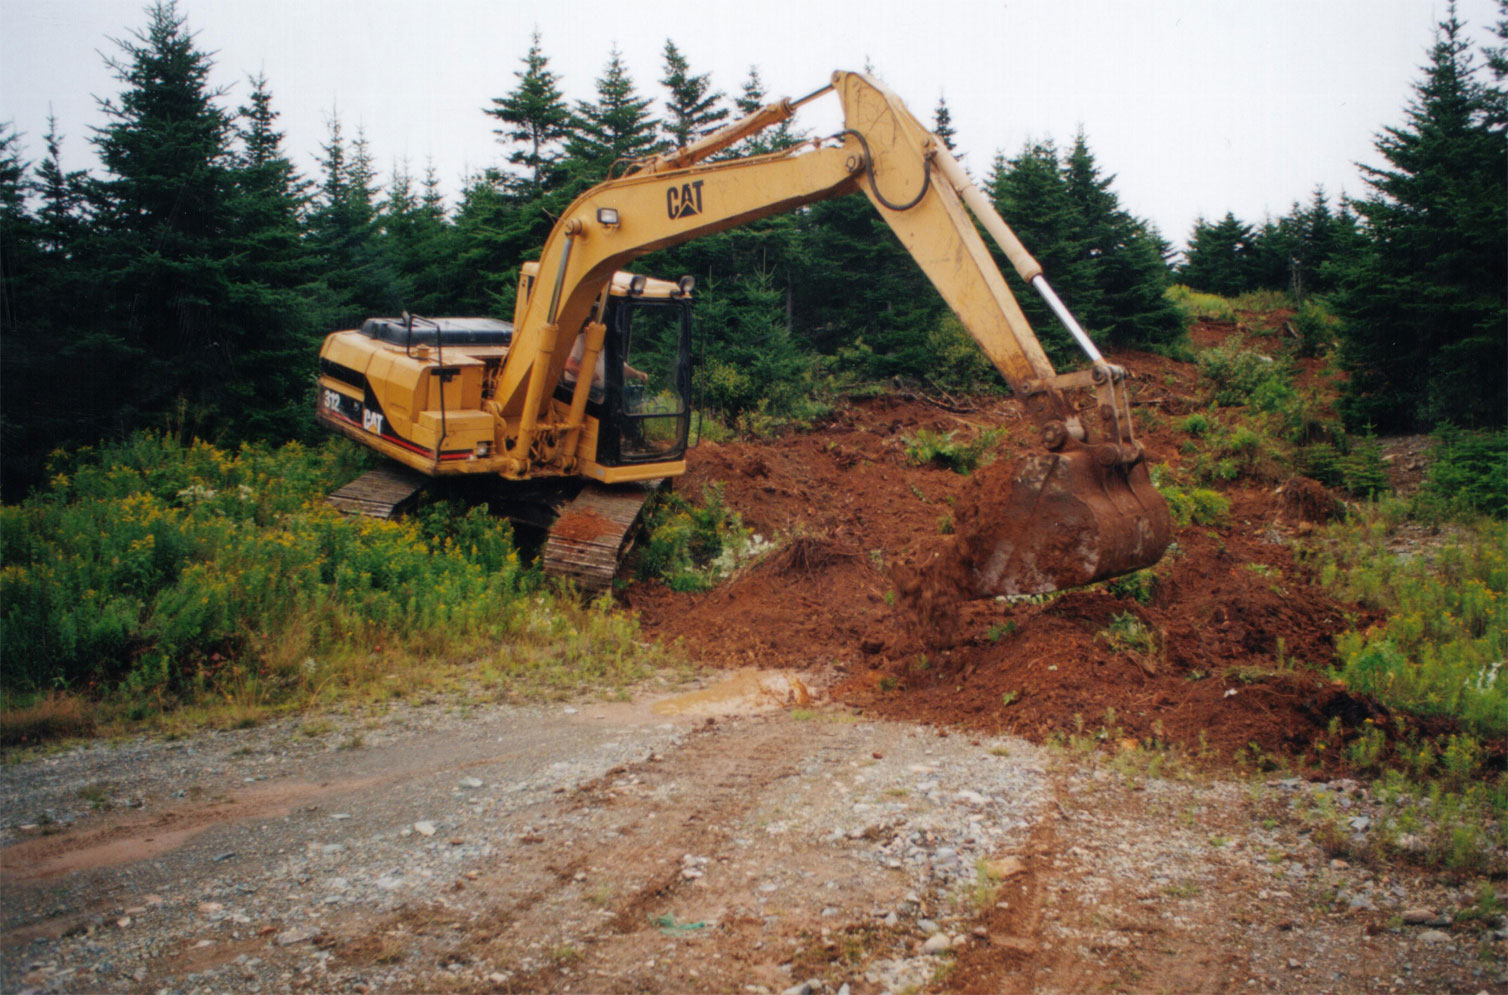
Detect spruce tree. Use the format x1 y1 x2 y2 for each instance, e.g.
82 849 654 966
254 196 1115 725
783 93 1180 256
35 114 87 255
932 94 957 152
307 116 406 323
223 73 326 439
1334 4 1507 429
660 40 728 149
733 66 802 154
1062 133 1182 350
87 0 236 430
1179 212 1256 297
485 31 572 196
988 141 1097 363
565 48 661 177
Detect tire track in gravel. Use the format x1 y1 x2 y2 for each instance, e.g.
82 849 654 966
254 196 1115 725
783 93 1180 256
328 714 857 992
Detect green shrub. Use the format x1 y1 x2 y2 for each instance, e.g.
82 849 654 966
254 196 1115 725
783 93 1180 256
636 484 764 591
1157 483 1231 527
902 427 1005 474
1307 517 1507 738
1183 416 1288 484
1165 284 1236 323
1180 412 1213 437
1298 437 1390 499
923 317 1005 393
1417 426 1507 519
1196 343 1290 407
0 434 537 700
1291 300 1339 358
1232 288 1292 313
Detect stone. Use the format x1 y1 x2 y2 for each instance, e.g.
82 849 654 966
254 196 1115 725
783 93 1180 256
1402 908 1435 924
922 933 952 954
983 856 1026 879
275 927 317 947
953 790 987 806
458 777 483 789
414 821 436 837
1417 929 1451 944
917 918 940 935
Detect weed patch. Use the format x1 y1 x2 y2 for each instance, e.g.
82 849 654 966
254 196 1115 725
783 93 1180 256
901 427 1006 474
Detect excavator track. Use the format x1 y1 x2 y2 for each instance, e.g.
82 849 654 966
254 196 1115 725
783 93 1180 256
542 480 664 593
326 464 427 519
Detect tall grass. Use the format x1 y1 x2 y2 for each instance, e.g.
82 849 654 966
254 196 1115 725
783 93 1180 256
1304 512 1507 739
0 435 667 733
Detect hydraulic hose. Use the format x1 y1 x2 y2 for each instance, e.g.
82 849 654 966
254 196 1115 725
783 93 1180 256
839 129 931 212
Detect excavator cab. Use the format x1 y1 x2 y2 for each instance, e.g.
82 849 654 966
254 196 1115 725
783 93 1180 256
566 288 694 467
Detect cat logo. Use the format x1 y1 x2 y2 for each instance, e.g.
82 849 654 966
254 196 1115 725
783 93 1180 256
666 180 705 220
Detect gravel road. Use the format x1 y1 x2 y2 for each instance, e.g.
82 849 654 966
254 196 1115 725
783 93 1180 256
2 672 1503 994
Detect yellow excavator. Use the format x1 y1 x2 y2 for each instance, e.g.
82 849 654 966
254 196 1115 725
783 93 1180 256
317 70 1171 594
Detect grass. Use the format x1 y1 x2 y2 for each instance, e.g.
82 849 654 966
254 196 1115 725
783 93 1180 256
0 433 684 744
901 426 1006 474
1302 509 1506 738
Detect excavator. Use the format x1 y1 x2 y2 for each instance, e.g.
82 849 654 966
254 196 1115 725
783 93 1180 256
317 70 1171 595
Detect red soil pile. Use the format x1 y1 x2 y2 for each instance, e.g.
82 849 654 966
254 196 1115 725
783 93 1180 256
627 353 1382 768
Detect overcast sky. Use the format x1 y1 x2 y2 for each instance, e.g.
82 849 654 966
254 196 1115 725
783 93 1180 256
2 0 1500 249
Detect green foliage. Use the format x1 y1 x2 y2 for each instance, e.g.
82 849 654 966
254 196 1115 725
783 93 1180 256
1296 437 1390 499
0 435 548 701
1195 343 1289 407
1107 569 1157 604
1156 482 1231 527
901 427 1005 474
484 30 572 197
1181 414 1288 485
1417 426 1508 518
1331 10 1507 431
921 316 1004 393
1291 299 1338 357
1165 284 1236 323
636 485 763 591
1097 612 1157 656
1305 514 1507 738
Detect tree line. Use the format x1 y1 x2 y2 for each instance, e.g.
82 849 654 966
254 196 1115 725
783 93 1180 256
1177 3 1506 432
2 2 1503 498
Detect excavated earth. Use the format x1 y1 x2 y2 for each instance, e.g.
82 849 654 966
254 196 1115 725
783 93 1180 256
630 338 1386 771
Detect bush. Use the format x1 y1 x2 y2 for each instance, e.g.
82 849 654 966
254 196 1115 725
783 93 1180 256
636 484 765 591
1291 300 1339 358
1156 483 1231 527
1298 437 1390 499
1306 516 1507 738
1417 426 1508 519
0 435 532 699
902 427 1006 474
1196 342 1290 407
1165 284 1236 323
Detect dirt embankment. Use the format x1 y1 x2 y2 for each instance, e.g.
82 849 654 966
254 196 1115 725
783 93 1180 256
629 344 1388 770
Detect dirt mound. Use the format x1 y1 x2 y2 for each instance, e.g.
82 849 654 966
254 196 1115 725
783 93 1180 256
629 378 1381 768
1278 476 1346 523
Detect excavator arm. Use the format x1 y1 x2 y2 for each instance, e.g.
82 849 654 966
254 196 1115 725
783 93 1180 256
496 70 1170 596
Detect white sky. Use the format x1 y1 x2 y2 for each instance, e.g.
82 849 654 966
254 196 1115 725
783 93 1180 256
1 0 1500 249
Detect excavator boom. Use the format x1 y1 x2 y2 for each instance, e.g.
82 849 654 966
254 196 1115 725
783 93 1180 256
498 71 1170 596
317 70 1171 598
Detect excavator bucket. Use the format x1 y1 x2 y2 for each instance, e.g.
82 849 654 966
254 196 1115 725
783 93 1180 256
957 449 1172 597
895 448 1171 642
